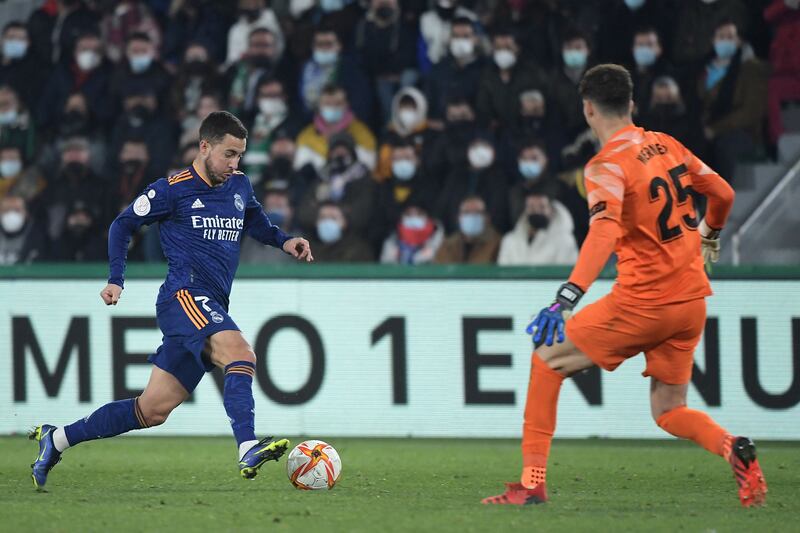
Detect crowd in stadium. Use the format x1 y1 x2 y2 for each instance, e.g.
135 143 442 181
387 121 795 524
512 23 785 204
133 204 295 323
0 0 795 265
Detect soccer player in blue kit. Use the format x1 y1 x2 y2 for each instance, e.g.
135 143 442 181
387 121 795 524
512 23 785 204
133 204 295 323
29 111 313 489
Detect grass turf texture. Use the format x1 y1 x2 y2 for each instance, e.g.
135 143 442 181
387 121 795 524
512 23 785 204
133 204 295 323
2 437 798 532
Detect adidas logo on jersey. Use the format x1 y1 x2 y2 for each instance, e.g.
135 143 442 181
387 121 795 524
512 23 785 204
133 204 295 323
191 199 205 209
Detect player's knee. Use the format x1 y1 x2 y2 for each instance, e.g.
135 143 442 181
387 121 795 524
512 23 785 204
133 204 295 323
140 404 176 427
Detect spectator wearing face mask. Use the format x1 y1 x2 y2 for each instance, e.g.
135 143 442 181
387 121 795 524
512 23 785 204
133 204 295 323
764 0 800 145
111 139 151 212
418 0 477 69
597 0 675 65
628 26 677 117
110 32 173 114
226 28 286 117
0 195 46 265
476 26 549 135
170 42 226 127
486 0 562 71
310 201 374 262
698 18 768 182
550 28 594 142
295 83 376 172
38 31 114 133
298 27 374 126
27 0 100 66
100 0 162 63
287 0 363 68
109 85 177 178
671 0 748 66
425 17 486 125
51 199 106 262
0 145 44 203
240 188 300 264
508 139 557 223
425 96 480 188
640 76 704 156
227 0 285 67
375 88 437 181
241 77 303 179
497 185 578 266
434 195 500 264
0 22 47 111
437 134 510 234
296 131 376 238
380 204 444 264
42 136 109 244
0 85 37 162
372 140 437 250
502 89 564 168
258 129 315 204
355 0 420 125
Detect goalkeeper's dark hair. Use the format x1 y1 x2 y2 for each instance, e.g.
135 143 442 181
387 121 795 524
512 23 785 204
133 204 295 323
199 111 248 144
579 64 633 117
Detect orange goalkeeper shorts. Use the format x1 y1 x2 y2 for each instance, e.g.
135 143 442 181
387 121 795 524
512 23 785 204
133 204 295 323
565 294 706 385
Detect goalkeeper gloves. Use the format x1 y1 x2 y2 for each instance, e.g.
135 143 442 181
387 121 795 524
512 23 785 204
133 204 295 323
699 219 721 268
525 282 585 347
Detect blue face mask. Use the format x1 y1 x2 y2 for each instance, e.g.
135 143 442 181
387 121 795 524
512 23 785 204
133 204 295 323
392 160 416 181
714 39 737 59
320 0 344 12
129 54 153 73
266 210 287 226
459 213 484 237
633 45 657 67
562 49 587 69
317 218 342 243
319 106 343 124
0 109 18 125
518 159 543 180
3 39 27 59
624 0 645 9
313 49 339 66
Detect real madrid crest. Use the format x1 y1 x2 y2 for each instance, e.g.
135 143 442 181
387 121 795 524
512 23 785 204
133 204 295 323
234 193 244 211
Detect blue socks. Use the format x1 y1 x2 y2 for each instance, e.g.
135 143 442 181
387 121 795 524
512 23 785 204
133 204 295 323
63 397 146 447
223 361 257 446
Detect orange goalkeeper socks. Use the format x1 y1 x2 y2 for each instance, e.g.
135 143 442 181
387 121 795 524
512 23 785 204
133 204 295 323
656 406 732 457
520 353 565 488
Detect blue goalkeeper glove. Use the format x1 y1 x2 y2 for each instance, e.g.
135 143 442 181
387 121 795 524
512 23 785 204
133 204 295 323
525 282 585 347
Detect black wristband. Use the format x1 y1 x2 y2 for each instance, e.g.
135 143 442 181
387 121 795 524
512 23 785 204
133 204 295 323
555 282 584 310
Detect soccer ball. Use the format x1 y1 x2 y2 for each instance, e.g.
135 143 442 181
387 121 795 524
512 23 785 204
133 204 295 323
286 440 342 490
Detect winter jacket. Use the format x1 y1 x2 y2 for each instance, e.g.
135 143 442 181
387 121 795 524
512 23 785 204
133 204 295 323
497 201 578 266
765 0 800 75
476 61 550 132
380 221 444 264
434 225 501 264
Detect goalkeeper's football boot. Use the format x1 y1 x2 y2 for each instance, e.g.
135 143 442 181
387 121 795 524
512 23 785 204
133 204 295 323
29 424 62 490
481 482 548 505
728 436 767 507
239 436 290 479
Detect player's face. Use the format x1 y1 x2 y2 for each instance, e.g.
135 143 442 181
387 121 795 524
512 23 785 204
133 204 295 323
201 135 247 186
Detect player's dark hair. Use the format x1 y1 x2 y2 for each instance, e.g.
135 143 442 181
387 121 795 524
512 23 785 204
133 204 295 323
3 21 25 34
579 64 633 117
199 111 248 144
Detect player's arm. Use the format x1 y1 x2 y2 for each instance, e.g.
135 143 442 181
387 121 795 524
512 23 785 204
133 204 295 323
242 186 313 261
527 159 624 346
103 179 173 305
682 147 735 265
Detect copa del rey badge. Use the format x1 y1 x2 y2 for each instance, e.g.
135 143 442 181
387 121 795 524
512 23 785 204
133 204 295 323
133 194 151 216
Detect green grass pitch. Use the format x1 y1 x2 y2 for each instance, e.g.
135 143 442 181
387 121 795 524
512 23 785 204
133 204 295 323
2 437 798 532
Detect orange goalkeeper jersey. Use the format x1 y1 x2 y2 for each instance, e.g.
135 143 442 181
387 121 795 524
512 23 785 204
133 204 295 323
581 125 735 305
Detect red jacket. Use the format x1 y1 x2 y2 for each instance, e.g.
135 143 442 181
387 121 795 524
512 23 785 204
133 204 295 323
765 0 800 75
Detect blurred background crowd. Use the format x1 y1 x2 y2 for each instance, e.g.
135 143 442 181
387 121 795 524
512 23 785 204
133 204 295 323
0 0 796 266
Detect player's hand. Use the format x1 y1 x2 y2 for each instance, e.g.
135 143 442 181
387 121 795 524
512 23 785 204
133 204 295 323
698 219 721 270
283 237 314 262
100 283 123 306
525 282 584 347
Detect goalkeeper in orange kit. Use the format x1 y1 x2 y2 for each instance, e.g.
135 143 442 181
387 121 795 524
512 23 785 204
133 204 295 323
482 64 766 508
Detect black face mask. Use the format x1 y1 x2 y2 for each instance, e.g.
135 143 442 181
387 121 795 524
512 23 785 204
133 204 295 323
239 8 260 22
120 159 144 176
249 55 272 69
520 116 545 134
447 119 475 140
63 161 87 179
271 156 292 177
650 102 683 118
67 221 92 238
436 4 455 19
376 5 395 19
60 110 89 136
184 59 208 76
329 155 352 174
528 213 550 230
129 104 152 124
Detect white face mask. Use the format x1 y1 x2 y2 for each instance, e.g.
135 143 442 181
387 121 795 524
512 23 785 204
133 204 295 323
398 108 419 129
0 159 21 177
468 144 494 168
258 97 287 116
0 109 17 125
1 210 24 233
449 38 474 59
76 50 100 71
402 214 428 229
493 49 516 69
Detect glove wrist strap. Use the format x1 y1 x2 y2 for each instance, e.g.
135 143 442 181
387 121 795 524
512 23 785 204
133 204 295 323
556 282 584 310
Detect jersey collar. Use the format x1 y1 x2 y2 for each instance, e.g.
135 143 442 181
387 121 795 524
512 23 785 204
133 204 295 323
189 163 213 187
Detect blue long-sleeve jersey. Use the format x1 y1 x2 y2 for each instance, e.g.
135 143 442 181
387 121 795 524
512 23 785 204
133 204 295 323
108 165 290 309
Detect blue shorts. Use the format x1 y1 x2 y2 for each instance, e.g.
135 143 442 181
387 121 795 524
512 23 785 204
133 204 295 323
148 289 240 393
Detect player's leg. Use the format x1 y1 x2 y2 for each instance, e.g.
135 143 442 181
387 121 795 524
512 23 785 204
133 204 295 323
30 366 188 489
205 329 289 478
